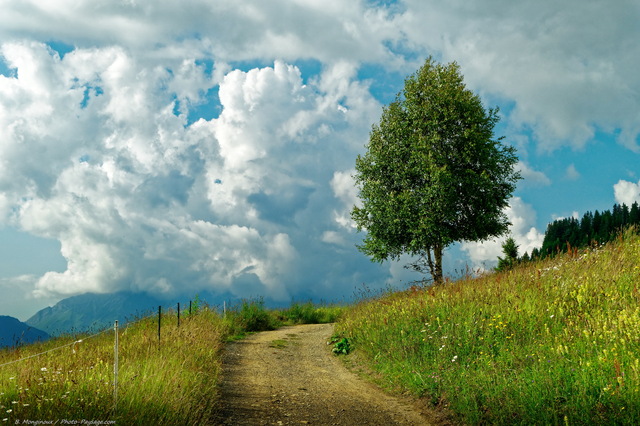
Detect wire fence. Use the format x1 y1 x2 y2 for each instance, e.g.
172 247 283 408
0 301 200 419
0 326 113 369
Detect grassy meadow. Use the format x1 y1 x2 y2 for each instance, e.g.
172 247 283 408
0 307 226 425
336 230 640 424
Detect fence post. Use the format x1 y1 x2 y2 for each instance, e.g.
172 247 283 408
189 300 192 316
114 320 119 413
223 301 226 317
158 305 161 345
177 302 180 327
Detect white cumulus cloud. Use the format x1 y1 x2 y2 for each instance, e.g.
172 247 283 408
614 180 640 206
0 40 383 303
460 197 544 269
399 0 640 152
516 161 551 186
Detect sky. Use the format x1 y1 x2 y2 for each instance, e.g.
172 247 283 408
0 0 639 321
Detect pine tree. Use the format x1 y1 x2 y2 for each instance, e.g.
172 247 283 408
496 237 519 271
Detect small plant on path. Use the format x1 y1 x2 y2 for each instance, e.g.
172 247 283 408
329 334 352 355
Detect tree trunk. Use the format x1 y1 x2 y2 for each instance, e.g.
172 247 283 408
433 243 444 285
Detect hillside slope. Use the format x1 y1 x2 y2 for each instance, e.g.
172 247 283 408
25 291 169 335
337 230 640 424
0 315 49 347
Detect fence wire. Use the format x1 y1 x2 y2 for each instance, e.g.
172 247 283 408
0 306 178 370
0 326 113 369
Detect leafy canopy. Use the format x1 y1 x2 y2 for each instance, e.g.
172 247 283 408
352 57 520 282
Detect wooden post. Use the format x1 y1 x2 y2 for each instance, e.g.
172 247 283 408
158 306 161 344
114 320 119 412
189 300 192 316
177 302 180 327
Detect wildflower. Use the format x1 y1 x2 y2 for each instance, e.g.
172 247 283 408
41 367 47 372
452 355 458 362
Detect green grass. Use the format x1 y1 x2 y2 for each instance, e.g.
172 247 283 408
336 230 640 424
275 301 345 325
222 299 345 340
222 298 282 341
0 307 225 424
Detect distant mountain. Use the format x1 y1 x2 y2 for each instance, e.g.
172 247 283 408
25 291 170 336
0 315 49 348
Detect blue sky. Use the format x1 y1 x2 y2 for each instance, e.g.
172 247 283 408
0 0 638 320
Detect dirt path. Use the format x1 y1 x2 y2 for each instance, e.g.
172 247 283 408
212 323 438 425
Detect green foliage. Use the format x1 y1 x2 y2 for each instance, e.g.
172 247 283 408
337 230 640 424
183 294 203 318
276 301 345 325
224 298 281 338
538 202 640 259
190 294 202 315
352 57 520 283
329 334 352 355
222 299 345 340
496 236 519 271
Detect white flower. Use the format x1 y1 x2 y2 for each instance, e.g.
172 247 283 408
40 367 47 372
452 355 458 362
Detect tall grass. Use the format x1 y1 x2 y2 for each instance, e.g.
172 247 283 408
222 298 345 340
222 298 281 338
275 301 345 325
0 306 225 424
336 230 640 424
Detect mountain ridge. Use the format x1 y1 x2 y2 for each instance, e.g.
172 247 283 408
24 290 236 336
0 315 49 348
25 291 172 335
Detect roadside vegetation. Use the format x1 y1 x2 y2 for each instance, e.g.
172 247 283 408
0 306 225 424
223 298 345 340
336 229 640 424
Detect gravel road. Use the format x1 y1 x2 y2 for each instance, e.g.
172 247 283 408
212 323 440 425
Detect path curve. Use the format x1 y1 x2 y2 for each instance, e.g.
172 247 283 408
213 323 436 425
